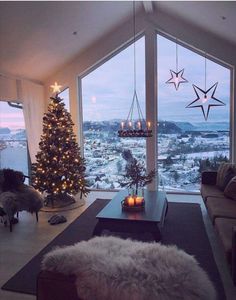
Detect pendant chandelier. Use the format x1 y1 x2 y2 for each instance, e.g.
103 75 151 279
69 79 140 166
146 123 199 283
166 39 188 90
186 53 225 121
118 1 152 138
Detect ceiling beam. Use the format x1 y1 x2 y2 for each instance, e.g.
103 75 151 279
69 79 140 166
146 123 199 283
143 1 154 14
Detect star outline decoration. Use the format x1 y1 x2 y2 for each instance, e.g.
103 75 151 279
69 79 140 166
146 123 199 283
166 68 188 90
186 82 226 121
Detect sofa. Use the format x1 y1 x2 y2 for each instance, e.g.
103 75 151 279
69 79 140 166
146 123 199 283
201 163 236 284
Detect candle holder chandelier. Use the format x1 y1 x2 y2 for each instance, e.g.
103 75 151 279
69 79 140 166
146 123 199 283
118 1 152 138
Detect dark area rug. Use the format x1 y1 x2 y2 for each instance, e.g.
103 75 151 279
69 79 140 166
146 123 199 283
2 199 225 299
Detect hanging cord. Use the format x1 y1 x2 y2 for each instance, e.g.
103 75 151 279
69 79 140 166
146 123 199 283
133 1 136 94
205 53 207 91
176 39 178 72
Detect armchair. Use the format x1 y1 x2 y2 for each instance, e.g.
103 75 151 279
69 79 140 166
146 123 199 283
0 168 43 231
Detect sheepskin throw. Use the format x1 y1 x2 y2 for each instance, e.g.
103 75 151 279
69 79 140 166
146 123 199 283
42 236 216 300
0 185 43 219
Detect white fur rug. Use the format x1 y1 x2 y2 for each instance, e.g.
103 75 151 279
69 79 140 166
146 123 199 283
42 236 216 300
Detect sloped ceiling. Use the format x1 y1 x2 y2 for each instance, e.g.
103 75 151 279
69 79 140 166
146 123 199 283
0 1 236 83
156 1 236 47
0 1 142 83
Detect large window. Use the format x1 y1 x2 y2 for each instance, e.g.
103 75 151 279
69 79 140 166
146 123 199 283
0 101 29 176
82 37 146 189
157 34 230 192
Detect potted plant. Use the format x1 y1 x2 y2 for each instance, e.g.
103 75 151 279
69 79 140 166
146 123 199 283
119 157 156 196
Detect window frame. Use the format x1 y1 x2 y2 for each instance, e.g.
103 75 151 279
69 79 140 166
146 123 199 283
0 100 30 178
76 27 234 193
156 29 234 194
78 33 146 191
78 32 145 158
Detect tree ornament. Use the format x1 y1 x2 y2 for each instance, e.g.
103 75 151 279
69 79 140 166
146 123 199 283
50 82 62 94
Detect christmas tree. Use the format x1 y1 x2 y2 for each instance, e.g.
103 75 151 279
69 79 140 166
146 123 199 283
32 93 89 206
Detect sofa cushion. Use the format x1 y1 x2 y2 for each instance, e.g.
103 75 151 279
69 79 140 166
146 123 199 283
201 171 217 185
206 196 236 223
215 218 236 264
224 176 236 201
201 184 224 202
222 168 236 190
216 163 235 190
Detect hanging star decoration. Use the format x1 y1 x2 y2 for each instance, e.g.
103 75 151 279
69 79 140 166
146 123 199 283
186 82 225 121
166 69 188 90
50 82 62 94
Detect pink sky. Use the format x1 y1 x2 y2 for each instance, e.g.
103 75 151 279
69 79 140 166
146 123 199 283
0 102 25 130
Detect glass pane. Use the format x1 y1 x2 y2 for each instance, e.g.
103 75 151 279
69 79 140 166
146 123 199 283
82 37 146 189
58 88 70 112
0 101 28 177
157 35 230 192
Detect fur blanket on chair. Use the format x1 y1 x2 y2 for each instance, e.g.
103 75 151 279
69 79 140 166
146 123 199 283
42 236 216 300
0 185 43 219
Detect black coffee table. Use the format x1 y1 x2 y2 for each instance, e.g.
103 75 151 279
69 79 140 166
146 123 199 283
93 189 168 241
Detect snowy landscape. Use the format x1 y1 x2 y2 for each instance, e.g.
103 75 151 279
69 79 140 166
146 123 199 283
0 120 229 193
83 120 229 192
0 128 28 176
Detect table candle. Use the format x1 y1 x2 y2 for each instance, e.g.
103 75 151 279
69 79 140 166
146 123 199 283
135 197 143 205
127 196 134 206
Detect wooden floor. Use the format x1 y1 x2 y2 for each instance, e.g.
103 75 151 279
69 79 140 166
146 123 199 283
0 191 235 300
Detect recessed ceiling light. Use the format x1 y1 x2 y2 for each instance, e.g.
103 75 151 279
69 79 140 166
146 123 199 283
72 31 77 35
221 16 226 20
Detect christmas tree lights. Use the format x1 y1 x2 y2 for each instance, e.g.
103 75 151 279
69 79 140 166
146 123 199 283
32 94 89 206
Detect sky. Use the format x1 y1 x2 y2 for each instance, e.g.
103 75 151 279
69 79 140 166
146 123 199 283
0 34 230 130
0 101 25 130
0 88 70 130
82 35 230 123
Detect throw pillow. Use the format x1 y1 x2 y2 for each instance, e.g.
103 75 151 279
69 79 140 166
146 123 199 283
216 163 235 190
224 176 236 201
222 167 236 190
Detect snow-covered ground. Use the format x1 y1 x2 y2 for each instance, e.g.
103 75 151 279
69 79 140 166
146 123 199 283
1 125 229 193
84 125 229 192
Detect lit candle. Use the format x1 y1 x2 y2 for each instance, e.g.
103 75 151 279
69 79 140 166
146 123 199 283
135 197 143 205
129 121 132 129
147 121 151 129
121 121 124 130
127 196 134 206
137 121 141 130
202 94 208 103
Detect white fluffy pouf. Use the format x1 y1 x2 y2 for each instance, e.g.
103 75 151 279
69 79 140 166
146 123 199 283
42 236 216 300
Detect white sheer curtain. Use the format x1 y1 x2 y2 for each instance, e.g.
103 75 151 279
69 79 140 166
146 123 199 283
0 74 20 101
21 80 45 163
